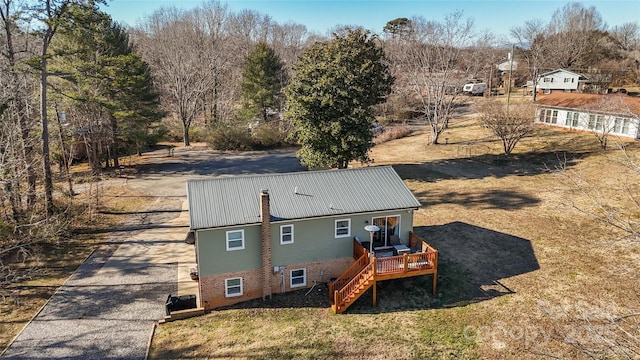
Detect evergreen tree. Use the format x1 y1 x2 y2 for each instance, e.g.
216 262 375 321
51 4 162 170
286 29 393 169
240 42 285 122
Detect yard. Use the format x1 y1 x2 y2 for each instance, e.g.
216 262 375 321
149 115 640 359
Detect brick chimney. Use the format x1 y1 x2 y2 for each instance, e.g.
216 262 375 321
260 190 272 300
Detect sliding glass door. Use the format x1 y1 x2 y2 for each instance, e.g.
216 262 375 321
372 215 400 249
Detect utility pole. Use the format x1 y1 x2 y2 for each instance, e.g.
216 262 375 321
506 44 514 112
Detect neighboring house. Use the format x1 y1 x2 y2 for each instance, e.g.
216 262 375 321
535 92 640 140
187 166 438 312
536 69 590 94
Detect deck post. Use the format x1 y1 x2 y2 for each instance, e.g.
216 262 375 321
432 271 437 295
372 281 377 307
403 253 408 272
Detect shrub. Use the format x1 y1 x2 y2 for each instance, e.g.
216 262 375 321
207 125 256 151
374 124 412 145
252 122 294 149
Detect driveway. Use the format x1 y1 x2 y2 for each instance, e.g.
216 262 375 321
1 147 304 360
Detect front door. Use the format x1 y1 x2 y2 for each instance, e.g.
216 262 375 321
372 215 400 249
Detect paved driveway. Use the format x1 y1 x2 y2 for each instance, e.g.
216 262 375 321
1 147 304 359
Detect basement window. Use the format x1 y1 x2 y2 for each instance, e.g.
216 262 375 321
225 277 243 297
290 268 306 288
226 230 245 251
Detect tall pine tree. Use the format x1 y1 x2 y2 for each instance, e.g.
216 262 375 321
241 42 285 122
51 4 162 170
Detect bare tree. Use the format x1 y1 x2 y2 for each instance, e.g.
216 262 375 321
404 12 475 144
545 2 605 69
511 19 548 101
1 0 40 213
477 99 536 155
580 95 639 150
610 22 639 51
138 7 215 146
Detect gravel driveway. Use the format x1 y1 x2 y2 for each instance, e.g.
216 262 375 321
1 147 304 360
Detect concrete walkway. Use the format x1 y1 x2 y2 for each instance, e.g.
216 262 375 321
1 198 196 360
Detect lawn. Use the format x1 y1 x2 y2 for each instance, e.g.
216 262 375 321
149 115 640 359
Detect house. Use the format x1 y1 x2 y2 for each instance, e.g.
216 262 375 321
186 166 438 313
535 92 640 139
535 69 590 94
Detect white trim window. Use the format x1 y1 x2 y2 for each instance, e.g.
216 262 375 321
280 224 294 245
225 277 243 297
614 117 631 135
566 111 579 127
290 268 306 288
542 109 558 124
588 114 596 129
335 219 351 238
226 230 245 251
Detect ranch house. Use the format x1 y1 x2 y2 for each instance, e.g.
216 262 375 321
535 92 640 140
186 166 438 313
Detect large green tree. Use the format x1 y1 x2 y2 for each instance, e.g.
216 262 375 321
241 41 285 122
51 3 162 171
286 29 393 169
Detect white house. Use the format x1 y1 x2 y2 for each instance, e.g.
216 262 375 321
535 92 640 140
536 69 590 94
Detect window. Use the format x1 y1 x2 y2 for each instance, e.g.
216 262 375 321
566 112 579 127
614 117 632 135
614 117 623 133
226 230 244 251
564 77 571 83
622 118 630 134
335 219 351 238
588 114 596 129
290 268 306 288
595 115 604 131
550 110 558 124
225 277 243 297
543 77 553 82
542 109 558 124
280 224 294 244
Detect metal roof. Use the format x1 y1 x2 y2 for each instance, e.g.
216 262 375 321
187 166 422 230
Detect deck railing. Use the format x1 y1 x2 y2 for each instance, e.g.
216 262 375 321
353 239 368 259
376 251 436 275
328 239 370 301
333 261 375 311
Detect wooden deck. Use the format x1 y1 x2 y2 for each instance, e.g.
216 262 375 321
329 232 438 314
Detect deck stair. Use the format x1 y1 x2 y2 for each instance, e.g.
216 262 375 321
329 232 438 314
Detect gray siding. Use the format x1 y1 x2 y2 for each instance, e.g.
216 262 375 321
196 225 261 276
197 210 414 276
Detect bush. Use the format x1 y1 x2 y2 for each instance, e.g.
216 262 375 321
374 124 412 145
207 125 256 151
252 122 294 149
207 121 295 151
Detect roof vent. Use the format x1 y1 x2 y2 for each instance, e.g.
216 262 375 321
294 186 298 195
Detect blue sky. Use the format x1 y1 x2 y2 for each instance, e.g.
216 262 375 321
101 0 639 40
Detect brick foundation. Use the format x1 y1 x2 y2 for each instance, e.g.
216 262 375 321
199 257 354 310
